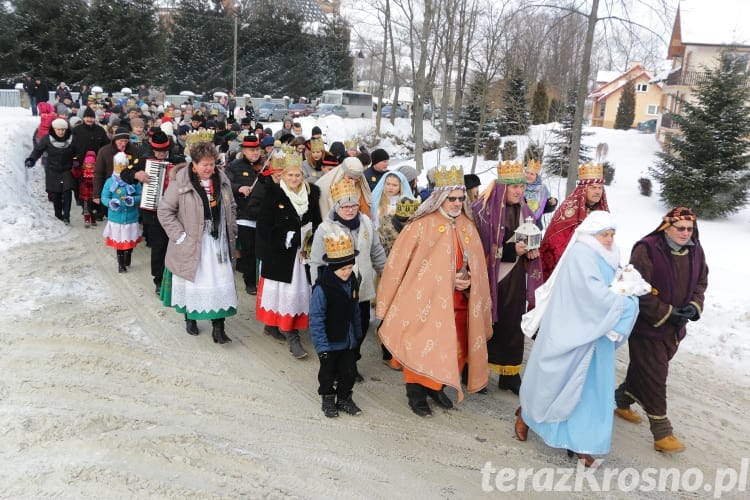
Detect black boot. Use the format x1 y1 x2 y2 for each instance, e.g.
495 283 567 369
498 374 522 395
336 391 362 416
426 386 453 409
117 250 127 273
185 314 199 336
321 394 338 418
406 383 431 417
124 249 132 269
212 318 231 344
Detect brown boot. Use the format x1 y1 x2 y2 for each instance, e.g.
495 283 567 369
654 435 686 453
614 407 643 424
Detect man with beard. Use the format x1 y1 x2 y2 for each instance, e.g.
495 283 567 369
376 166 492 417
538 162 609 281
472 160 543 395
120 129 186 294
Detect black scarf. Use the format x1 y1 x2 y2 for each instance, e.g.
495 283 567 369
189 166 222 239
334 212 361 230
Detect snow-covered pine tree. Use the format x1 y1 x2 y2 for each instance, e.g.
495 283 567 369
451 78 484 156
614 80 636 130
530 81 549 125
498 68 529 136
651 53 750 219
545 87 592 177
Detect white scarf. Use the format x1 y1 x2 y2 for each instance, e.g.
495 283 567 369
280 179 309 217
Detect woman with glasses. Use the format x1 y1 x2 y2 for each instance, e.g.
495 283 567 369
614 207 708 454
309 178 387 381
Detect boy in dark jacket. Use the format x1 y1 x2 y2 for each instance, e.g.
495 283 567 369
309 232 363 418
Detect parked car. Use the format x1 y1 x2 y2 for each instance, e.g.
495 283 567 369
256 102 287 121
637 118 657 133
380 105 408 118
312 104 349 118
288 103 314 118
195 101 228 117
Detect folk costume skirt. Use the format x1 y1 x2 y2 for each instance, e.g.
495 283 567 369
255 251 310 332
103 221 142 250
161 226 237 320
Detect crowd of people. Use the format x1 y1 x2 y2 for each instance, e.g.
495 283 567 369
22 83 708 467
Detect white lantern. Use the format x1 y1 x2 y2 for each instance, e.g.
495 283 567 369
513 216 542 250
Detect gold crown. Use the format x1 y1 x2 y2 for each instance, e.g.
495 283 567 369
432 165 464 189
331 178 360 204
310 139 325 152
395 197 421 218
324 232 356 260
525 159 541 175
497 160 525 184
185 129 215 146
344 139 358 151
283 151 303 171
578 161 604 181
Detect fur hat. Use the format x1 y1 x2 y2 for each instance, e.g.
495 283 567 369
51 118 68 130
370 148 389 166
463 173 481 190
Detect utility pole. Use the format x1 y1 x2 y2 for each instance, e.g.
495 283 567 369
232 14 238 91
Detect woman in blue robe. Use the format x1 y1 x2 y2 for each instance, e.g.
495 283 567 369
517 211 639 466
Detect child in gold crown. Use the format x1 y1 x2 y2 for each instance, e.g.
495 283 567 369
309 232 363 418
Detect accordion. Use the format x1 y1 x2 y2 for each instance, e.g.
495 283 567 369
139 159 170 210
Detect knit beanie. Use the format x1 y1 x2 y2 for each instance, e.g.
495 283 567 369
370 148 389 166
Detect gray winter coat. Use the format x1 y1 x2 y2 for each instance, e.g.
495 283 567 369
158 166 237 282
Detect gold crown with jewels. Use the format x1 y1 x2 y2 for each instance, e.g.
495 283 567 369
497 160 525 184
432 165 464 189
524 159 542 175
331 178 360 204
309 139 326 152
324 231 356 260
578 161 604 181
395 197 421 218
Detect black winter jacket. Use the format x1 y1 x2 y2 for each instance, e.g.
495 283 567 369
28 126 75 193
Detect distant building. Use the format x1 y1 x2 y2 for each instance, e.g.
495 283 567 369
588 63 663 129
651 1 750 145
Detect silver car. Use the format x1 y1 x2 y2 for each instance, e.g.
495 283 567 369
257 103 287 121
312 104 349 118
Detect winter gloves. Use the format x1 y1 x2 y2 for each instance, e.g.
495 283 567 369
24 158 34 168
667 304 700 326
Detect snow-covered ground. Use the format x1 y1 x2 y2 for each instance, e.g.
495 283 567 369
1 107 748 498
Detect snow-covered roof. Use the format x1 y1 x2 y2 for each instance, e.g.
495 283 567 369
676 0 750 47
595 71 620 84
588 66 653 101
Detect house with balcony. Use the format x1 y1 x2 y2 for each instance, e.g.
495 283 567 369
588 63 663 129
652 0 750 145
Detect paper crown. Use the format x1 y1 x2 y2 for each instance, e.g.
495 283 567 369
309 139 326 153
331 178 360 204
432 165 464 190
395 197 420 218
497 160 525 184
344 139 358 151
525 159 542 175
185 129 215 147
283 150 303 171
323 232 357 263
577 162 604 183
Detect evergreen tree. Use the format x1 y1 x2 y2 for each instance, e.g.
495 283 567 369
317 15 354 93
498 68 529 136
84 0 165 90
530 81 549 125
651 54 750 218
0 3 18 77
8 0 89 85
546 87 592 177
166 0 233 93
451 78 484 156
614 79 636 130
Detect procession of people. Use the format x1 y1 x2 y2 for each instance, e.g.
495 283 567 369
22 83 708 467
